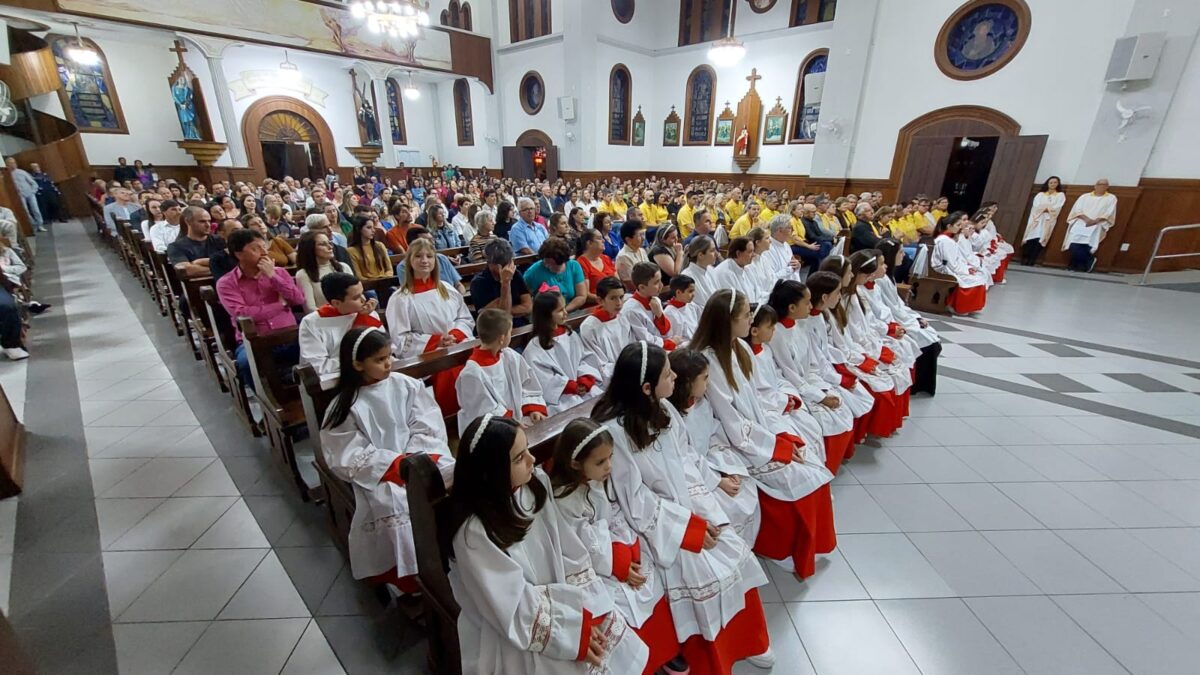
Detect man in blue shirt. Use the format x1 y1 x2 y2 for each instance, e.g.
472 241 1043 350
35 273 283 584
508 197 548 255
394 226 464 292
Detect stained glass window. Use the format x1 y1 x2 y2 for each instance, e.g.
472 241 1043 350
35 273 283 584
47 35 127 133
608 65 632 145
385 78 406 145
684 66 716 145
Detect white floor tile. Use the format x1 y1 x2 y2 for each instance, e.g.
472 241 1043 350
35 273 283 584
876 598 1024 675
173 461 240 497
842 448 924 484
219 551 311 619
89 399 184 427
100 457 214 499
94 498 166 549
112 621 208 675
108 497 236 551
994 482 1116 529
929 483 1043 530
117 548 267 622
862 484 971 532
888 446 985 483
1127 528 1200 572
830 485 900 534
1062 444 1171 480
280 620 347 675
1056 529 1200 593
192 499 271 549
1056 481 1185 527
787 600 920 675
1052 594 1200 675
837 534 955 599
101 549 185 619
980 530 1122 595
907 531 1040 597
966 596 1127 675
768 549 869 602
1002 445 1109 481
174 618 309 675
1139 592 1200 637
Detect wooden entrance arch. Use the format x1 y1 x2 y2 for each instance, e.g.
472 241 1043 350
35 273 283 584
242 96 337 183
503 128 558 181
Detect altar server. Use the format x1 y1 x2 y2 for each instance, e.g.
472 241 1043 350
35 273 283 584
680 236 720 306
622 263 680 350
708 236 763 303
524 291 605 414
1062 178 1118 273
870 240 942 396
320 327 454 590
592 342 775 674
456 308 548 430
1020 176 1066 266
298 272 380 386
448 415 649 674
580 277 635 376
690 290 835 580
931 213 989 315
663 275 701 345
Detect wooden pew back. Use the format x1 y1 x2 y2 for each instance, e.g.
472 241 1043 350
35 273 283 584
907 243 957 315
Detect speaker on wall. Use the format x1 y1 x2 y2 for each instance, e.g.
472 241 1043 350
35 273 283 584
1105 32 1165 83
557 96 576 121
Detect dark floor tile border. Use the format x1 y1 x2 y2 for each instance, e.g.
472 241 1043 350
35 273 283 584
931 314 1200 370
10 227 119 673
1006 266 1129 285
941 366 1200 440
1103 373 1186 393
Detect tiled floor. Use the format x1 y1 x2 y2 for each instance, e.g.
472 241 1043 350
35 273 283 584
4 224 1200 674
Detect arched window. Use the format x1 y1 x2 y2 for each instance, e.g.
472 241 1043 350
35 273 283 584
453 78 474 146
683 66 716 145
510 0 552 43
608 65 632 145
678 0 734 47
790 0 836 26
441 1 474 31
790 49 828 143
385 78 407 144
46 33 128 133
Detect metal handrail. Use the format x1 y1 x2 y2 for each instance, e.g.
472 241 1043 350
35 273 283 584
1140 223 1200 285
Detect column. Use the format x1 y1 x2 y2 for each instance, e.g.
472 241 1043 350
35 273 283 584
205 54 248 167
808 0 881 180
371 76 396 168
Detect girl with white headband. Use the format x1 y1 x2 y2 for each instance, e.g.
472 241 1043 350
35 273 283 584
592 341 775 673
320 326 454 593
447 414 649 674
549 418 689 675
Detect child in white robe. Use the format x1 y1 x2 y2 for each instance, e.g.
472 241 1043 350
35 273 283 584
667 350 762 544
802 272 879 447
592 341 775 674
524 291 604 414
456 308 548 431
549 419 688 675
708 237 763 304
819 256 903 438
681 235 720 306
690 290 835 580
869 241 943 396
319 327 454 591
765 280 857 473
663 275 702 346
580 277 634 378
298 272 381 388
847 251 915 403
932 213 988 314
448 414 649 674
621 263 681 351
386 238 475 413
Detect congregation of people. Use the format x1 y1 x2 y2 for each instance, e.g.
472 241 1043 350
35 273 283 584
82 158 1103 675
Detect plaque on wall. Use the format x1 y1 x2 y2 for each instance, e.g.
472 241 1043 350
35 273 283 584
662 105 681 147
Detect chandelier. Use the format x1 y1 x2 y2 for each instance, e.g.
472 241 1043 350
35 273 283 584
349 1 430 39
707 4 744 67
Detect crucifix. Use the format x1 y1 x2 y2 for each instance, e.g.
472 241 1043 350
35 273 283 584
746 68 762 91
169 39 188 65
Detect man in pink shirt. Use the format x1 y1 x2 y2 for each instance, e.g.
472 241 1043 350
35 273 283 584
216 228 305 388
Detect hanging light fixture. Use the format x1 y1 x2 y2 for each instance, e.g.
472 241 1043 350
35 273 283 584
350 0 430 39
402 71 421 101
66 22 100 66
707 3 745 67
279 50 302 82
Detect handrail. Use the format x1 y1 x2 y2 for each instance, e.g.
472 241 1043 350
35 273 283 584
1140 223 1200 285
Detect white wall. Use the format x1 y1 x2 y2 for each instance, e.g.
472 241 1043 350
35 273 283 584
495 40 565 145
1143 39 1200 178
850 0 1137 182
433 77 501 168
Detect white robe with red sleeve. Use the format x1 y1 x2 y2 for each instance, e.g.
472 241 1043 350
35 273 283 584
663 300 701 346
554 483 664 629
522 330 605 414
580 309 634 379
456 348 548 430
868 277 940 349
701 344 833 502
800 313 876 419
680 398 762 544
847 292 914 394
749 344 828 465
932 234 989 289
768 318 856 436
825 305 897 395
620 294 674 350
298 310 382 389
450 470 649 675
680 262 718 307
601 404 769 641
385 281 475 359
319 373 454 579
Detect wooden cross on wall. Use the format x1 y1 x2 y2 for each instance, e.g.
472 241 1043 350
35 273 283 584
746 68 762 91
170 39 188 63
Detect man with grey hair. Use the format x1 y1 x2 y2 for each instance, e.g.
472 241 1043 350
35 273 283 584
851 201 890 253
509 196 548 255
763 214 803 283
470 238 532 324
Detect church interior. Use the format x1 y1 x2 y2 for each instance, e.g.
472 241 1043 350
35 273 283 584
1 0 1199 673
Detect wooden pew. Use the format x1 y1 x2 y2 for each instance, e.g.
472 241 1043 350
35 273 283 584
135 239 167 314
906 243 957 315
182 276 226 381
296 364 354 557
200 287 261 435
237 318 313 500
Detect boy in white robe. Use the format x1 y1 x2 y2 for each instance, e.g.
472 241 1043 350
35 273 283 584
523 292 605 414
1063 179 1118 272
580 277 633 377
620 262 681 351
456 309 548 431
298 272 381 388
663 275 701 346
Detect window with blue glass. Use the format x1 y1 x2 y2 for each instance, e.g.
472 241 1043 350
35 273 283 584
791 0 836 26
385 78 407 145
945 3 1020 72
790 50 827 142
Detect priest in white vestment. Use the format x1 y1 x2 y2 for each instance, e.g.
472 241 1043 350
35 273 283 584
1062 179 1118 273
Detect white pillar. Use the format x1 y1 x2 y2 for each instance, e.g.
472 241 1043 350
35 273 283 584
809 0 880 180
371 76 396 167
205 54 248 166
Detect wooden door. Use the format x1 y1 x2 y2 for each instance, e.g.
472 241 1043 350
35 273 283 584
898 136 955 202
981 135 1048 242
543 145 559 182
285 144 311 181
502 146 533 179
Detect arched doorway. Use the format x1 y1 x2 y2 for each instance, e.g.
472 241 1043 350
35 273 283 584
241 96 337 183
503 129 558 181
890 105 1045 240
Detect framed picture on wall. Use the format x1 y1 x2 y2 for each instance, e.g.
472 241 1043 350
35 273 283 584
663 105 681 146
632 106 645 146
763 97 788 145
714 118 733 146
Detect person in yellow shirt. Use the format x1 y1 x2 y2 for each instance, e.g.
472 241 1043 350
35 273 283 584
637 189 660 226
676 190 703 239
729 200 762 238
930 196 949 224
724 187 745 223
889 205 920 243
597 188 627 222
835 196 857 228
759 194 781 224
753 187 770 209
913 198 936 236
817 199 842 235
